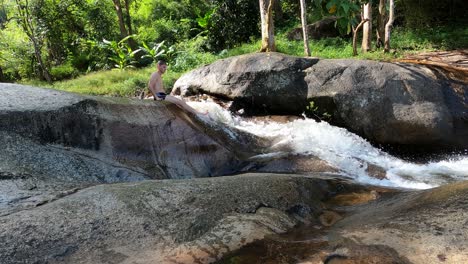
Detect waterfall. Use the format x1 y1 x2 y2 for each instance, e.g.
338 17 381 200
189 100 468 189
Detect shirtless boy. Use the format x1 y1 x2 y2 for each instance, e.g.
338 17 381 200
148 60 205 115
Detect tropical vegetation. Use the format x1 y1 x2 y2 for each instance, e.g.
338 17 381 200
0 0 466 96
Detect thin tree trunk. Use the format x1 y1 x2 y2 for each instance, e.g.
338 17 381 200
124 0 133 35
31 38 52 82
384 0 395 53
259 0 276 52
0 66 4 82
352 19 368 56
112 0 129 39
113 0 139 55
376 0 386 48
123 0 139 52
15 0 52 82
300 0 310 56
362 3 372 52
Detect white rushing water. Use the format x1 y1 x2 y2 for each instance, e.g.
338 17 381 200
188 100 468 189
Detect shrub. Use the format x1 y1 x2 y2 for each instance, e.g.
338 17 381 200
206 0 260 51
50 63 79 81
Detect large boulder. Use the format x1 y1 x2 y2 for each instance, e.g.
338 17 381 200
0 173 343 264
173 53 468 149
305 59 468 148
173 52 318 115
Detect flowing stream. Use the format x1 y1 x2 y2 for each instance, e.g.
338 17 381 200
189 100 468 190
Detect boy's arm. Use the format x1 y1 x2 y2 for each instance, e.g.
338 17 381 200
148 73 157 96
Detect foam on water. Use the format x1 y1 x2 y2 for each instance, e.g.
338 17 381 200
189 100 468 189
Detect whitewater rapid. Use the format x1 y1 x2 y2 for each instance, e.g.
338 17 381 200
189 100 468 189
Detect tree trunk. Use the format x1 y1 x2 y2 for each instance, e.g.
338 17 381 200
300 0 310 56
31 38 52 82
0 66 5 82
15 0 52 82
352 19 368 56
384 0 395 53
361 3 372 52
123 0 139 52
376 0 386 48
112 0 129 39
124 0 133 35
112 0 139 55
259 0 276 52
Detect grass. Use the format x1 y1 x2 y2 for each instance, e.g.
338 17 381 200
27 25 466 97
32 66 182 97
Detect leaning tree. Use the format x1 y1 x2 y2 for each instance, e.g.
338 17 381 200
384 0 395 52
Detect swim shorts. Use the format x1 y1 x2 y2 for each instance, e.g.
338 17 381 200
155 92 167 100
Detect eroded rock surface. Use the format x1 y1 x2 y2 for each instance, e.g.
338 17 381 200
0 83 255 182
218 181 468 264
0 84 342 217
326 181 468 264
0 173 344 264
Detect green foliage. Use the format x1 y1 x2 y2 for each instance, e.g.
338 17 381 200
101 35 139 70
391 26 468 51
150 18 191 44
2 0 467 85
139 40 177 64
305 100 332 121
219 40 260 58
85 0 119 41
133 0 211 45
50 63 79 81
206 0 260 51
0 21 33 80
195 7 215 30
398 0 467 28
170 35 218 72
30 0 89 64
313 0 360 35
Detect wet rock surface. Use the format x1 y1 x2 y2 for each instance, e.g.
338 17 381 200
219 181 468 264
326 181 468 264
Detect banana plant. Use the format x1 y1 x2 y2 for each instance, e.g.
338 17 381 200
139 41 178 64
102 35 139 70
139 40 166 63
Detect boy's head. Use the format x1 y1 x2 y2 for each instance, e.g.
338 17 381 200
157 60 167 73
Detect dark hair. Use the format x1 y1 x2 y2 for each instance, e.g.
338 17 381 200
157 60 167 66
